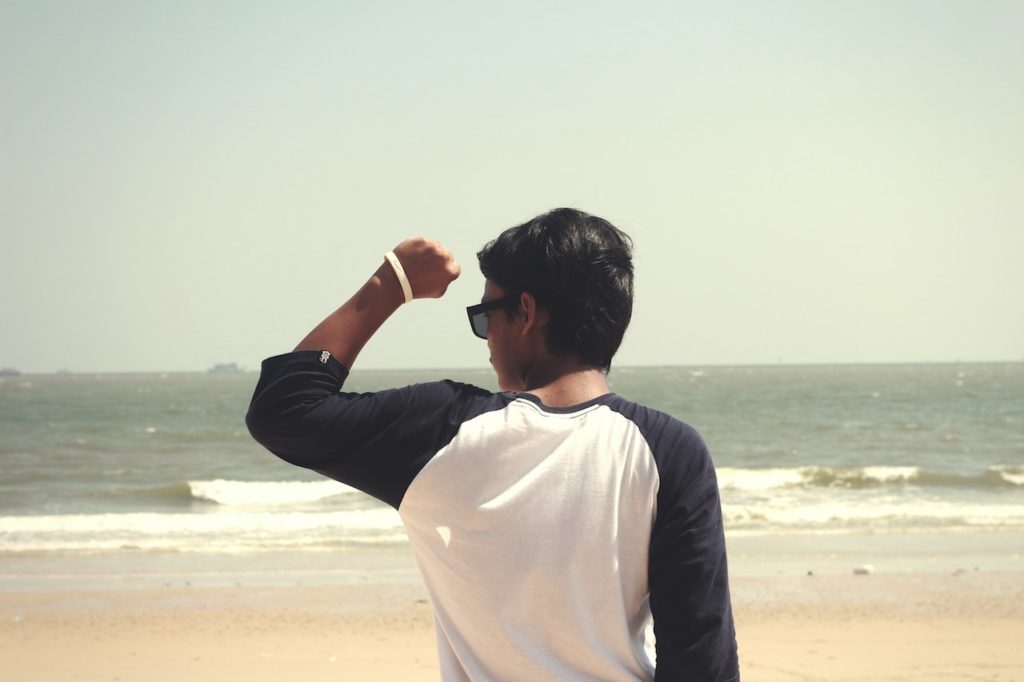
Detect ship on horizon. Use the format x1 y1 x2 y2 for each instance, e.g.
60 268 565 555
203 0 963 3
207 362 243 374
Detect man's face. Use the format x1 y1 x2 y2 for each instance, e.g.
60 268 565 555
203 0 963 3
482 280 525 392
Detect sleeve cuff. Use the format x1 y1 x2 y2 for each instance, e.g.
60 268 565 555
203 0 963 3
259 349 350 384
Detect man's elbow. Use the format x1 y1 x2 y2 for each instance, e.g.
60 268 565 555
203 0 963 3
245 401 329 471
245 401 293 456
245 395 276 443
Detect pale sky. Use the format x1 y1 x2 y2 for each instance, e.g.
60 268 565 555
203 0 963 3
2 1 1022 373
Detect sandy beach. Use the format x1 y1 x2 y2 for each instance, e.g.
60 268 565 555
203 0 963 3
3 537 1023 681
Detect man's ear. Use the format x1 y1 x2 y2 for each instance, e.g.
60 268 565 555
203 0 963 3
518 292 547 337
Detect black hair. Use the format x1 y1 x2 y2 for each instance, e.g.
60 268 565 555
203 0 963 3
476 207 634 371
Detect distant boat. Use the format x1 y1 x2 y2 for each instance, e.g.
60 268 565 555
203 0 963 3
0 367 21 377
207 362 243 374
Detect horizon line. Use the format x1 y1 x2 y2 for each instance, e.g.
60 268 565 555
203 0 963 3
3 358 1024 376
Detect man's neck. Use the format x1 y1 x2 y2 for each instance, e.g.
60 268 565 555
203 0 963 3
521 359 610 408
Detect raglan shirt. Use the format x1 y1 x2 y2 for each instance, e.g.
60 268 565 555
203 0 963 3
246 350 739 681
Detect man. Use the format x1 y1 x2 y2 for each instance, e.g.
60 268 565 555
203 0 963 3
246 208 739 681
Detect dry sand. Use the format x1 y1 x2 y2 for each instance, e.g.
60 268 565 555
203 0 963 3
3 569 1022 681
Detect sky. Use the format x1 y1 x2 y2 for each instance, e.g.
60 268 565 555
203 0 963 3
2 0 1022 372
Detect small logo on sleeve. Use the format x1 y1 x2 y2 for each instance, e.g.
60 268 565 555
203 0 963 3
319 351 331 365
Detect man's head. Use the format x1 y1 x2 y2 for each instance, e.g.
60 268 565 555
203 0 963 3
476 208 634 374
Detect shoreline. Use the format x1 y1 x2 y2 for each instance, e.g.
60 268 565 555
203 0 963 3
2 527 1021 592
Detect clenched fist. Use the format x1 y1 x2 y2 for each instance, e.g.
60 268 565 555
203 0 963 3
391 238 462 300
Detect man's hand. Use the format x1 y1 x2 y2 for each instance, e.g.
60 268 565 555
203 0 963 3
391 237 462 300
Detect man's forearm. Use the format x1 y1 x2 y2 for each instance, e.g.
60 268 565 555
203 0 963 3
294 261 406 369
292 238 461 370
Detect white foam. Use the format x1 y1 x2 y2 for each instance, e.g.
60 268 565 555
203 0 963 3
717 467 804 491
860 466 919 483
718 465 924 491
188 479 359 506
993 465 1024 486
722 499 1024 529
0 508 406 553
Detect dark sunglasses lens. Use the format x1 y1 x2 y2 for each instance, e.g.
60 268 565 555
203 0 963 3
471 312 488 339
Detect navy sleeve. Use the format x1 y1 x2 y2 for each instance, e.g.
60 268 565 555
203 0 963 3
611 401 739 681
245 350 497 508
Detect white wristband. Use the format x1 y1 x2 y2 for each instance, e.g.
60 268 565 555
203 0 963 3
383 251 413 303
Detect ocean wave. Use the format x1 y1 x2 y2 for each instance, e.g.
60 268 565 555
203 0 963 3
3 497 1022 554
3 491 1023 554
187 479 361 506
717 465 1024 491
0 508 405 553
992 465 1024 486
722 499 1024 530
82 479 363 509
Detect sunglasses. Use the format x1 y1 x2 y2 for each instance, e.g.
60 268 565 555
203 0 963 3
466 294 520 339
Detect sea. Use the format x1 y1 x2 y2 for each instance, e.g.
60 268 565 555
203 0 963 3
2 364 1023 559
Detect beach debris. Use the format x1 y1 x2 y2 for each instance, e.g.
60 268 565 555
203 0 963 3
853 564 875 575
806 570 814 576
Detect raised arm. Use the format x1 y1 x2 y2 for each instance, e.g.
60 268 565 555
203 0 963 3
295 238 461 368
246 237 466 507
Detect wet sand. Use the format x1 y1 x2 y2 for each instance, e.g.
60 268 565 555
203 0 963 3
2 534 1023 681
